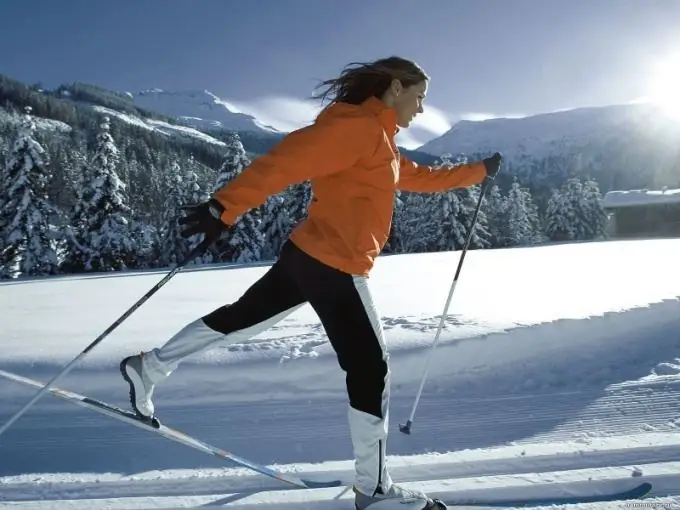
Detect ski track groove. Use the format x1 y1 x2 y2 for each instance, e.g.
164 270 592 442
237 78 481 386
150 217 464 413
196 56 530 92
3 443 680 502
3 385 679 467
2 468 679 509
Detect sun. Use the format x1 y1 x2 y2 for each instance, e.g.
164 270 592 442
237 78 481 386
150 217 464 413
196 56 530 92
645 52 680 121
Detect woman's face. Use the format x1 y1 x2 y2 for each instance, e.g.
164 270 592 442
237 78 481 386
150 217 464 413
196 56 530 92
388 79 428 128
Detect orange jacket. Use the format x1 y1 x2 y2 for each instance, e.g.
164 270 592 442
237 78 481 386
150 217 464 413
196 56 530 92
213 96 487 276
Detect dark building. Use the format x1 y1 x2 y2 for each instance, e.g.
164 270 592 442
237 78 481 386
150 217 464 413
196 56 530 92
603 188 680 238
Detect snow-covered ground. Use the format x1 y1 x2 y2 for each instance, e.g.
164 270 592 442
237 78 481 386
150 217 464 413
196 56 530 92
1 238 680 509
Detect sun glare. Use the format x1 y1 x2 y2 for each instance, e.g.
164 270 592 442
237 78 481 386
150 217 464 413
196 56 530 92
646 52 680 121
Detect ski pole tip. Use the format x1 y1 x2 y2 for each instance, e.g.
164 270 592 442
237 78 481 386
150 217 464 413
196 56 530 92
398 420 412 434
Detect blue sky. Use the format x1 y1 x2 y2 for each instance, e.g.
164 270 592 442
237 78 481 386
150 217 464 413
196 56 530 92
1 0 680 147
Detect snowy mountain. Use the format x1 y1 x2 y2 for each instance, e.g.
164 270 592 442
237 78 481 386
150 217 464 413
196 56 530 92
418 101 680 161
416 101 680 195
2 71 678 198
1 239 680 508
131 88 281 134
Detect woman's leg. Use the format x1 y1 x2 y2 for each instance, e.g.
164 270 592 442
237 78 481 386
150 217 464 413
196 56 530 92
282 243 392 498
121 244 306 418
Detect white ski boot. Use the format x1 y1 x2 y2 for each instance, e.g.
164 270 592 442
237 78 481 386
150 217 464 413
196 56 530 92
120 352 156 420
354 485 446 510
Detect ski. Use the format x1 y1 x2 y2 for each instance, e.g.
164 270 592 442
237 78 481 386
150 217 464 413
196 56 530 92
0 368 654 507
0 368 342 490
443 480 652 507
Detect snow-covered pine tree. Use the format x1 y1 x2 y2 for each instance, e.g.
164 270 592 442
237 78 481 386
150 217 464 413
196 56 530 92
560 177 590 240
62 116 135 272
553 176 608 241
419 187 466 252
398 192 430 253
0 127 10 166
224 216 264 263
505 179 541 246
544 186 574 241
383 190 407 254
125 153 142 211
213 132 263 263
259 194 295 260
181 166 211 263
455 185 491 249
215 132 252 189
0 107 60 278
155 162 212 266
158 158 184 266
132 140 161 222
280 182 313 242
46 142 85 208
483 184 508 247
127 216 157 269
287 182 312 224
414 153 488 252
581 179 608 239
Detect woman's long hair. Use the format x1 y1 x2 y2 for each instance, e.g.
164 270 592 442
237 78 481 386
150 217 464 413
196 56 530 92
312 56 429 106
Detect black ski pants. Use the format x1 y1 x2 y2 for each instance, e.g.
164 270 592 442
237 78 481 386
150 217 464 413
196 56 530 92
201 240 390 420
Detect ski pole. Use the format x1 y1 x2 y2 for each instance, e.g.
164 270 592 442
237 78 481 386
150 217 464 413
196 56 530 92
399 178 491 435
0 236 213 441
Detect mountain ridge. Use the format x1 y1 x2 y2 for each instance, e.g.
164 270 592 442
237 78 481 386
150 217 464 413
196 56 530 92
131 87 282 134
417 100 679 157
1 72 678 194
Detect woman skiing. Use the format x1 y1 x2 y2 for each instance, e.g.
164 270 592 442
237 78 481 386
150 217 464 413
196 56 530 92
121 56 501 510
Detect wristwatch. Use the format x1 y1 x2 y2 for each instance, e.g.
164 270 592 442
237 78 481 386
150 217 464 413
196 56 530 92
207 199 225 220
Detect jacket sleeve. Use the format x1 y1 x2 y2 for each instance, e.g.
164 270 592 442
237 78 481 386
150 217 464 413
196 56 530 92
212 113 378 225
397 156 487 193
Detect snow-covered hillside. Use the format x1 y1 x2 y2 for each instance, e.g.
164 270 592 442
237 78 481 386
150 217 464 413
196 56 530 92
131 89 280 135
91 105 227 148
0 107 72 135
418 101 680 160
1 239 680 509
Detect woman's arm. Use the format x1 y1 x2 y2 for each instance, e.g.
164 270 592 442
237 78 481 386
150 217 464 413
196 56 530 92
213 112 378 224
397 156 487 193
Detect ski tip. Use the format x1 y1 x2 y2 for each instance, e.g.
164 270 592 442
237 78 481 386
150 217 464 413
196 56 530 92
637 482 653 493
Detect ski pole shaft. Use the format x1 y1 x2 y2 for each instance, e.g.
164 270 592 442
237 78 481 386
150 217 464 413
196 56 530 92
400 179 490 434
0 237 212 440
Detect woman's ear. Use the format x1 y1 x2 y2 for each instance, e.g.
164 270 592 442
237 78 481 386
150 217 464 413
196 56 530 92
390 78 403 97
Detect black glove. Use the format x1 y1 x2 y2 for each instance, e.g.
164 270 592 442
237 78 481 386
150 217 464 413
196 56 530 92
179 198 228 243
483 152 502 181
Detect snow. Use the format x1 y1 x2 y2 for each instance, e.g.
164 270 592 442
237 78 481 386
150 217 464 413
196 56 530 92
131 89 281 135
0 108 72 134
1 238 680 509
603 188 680 208
91 106 226 147
417 101 678 159
146 118 229 147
